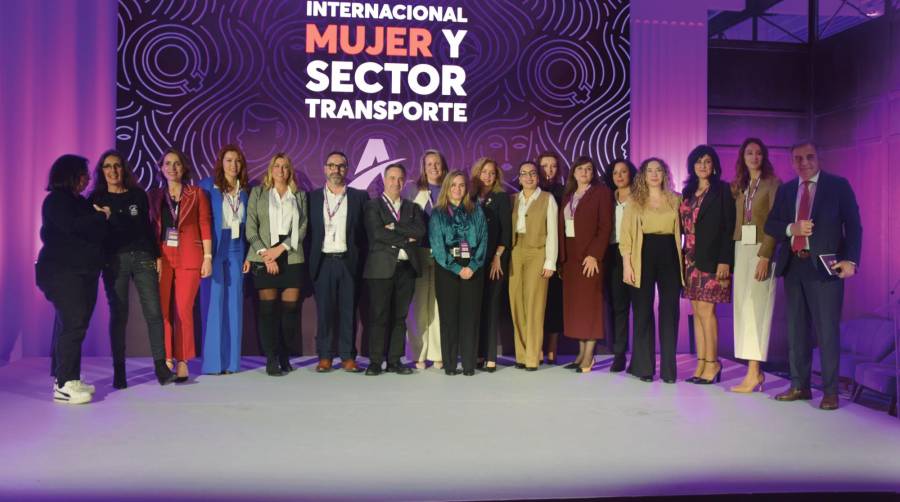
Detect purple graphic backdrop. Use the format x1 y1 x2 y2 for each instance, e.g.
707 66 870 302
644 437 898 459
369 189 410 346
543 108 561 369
116 0 630 191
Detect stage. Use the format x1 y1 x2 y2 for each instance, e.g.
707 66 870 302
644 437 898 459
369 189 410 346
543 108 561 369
0 355 897 501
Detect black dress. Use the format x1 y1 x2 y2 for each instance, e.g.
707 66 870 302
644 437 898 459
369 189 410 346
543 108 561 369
543 183 565 333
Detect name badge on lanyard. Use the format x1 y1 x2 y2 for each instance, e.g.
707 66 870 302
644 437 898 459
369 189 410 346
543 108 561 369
741 224 757 245
565 219 575 237
165 196 179 247
166 227 179 247
741 179 760 245
226 192 241 240
459 240 471 259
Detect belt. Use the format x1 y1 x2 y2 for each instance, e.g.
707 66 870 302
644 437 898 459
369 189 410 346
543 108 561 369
793 250 810 259
323 252 347 259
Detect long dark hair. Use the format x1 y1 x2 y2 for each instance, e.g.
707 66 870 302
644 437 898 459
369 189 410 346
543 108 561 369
46 154 89 193
683 145 722 201
604 157 637 191
563 156 597 198
732 137 775 196
536 151 564 189
90 149 137 198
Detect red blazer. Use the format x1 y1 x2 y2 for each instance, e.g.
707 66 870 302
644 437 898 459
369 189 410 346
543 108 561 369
148 185 212 269
558 184 613 265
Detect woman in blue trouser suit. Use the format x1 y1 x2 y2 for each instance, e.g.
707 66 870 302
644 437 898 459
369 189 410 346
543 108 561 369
200 145 250 374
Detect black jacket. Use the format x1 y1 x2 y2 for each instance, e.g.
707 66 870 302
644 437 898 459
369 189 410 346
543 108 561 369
37 190 108 272
687 180 736 273
307 186 369 280
362 196 426 279
477 190 513 270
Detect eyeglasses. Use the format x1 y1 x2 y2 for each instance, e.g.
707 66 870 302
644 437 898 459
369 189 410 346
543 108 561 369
325 163 347 170
519 171 538 178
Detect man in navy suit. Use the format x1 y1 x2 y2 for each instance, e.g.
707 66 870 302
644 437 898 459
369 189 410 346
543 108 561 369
308 151 369 373
765 142 862 410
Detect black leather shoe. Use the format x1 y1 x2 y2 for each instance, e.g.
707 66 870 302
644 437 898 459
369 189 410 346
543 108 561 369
153 360 177 386
113 371 127 390
444 369 459 376
639 376 653 382
266 358 285 377
279 355 294 373
563 362 579 370
525 366 538 372
662 377 676 384
463 369 475 376
365 366 382 376
515 363 526 369
610 354 626 373
385 364 413 375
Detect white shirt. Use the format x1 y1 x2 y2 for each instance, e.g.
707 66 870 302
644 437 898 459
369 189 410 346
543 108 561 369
221 184 245 231
268 187 298 251
785 171 819 249
321 185 349 253
611 198 626 244
516 188 559 271
383 195 409 261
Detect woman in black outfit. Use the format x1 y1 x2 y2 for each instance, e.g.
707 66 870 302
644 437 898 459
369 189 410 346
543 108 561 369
538 152 565 364
604 158 638 372
89 150 176 388
470 157 512 372
36 155 110 404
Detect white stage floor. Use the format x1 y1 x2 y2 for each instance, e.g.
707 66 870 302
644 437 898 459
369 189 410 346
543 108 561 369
1 355 898 501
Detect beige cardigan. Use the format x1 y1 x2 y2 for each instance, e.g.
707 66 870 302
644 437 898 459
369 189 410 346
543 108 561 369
618 195 684 287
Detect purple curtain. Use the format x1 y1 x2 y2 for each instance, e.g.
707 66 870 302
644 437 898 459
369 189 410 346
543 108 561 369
0 0 117 365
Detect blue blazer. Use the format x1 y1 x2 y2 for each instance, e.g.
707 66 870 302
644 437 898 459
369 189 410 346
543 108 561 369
198 177 249 255
764 170 862 278
307 186 369 280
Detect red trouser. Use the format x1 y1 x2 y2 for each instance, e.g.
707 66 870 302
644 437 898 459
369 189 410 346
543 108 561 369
159 246 201 361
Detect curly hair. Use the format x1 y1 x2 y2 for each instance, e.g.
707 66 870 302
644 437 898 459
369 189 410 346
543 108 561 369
631 157 679 209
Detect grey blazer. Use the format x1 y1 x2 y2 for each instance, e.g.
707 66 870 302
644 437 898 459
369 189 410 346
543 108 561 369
245 185 308 264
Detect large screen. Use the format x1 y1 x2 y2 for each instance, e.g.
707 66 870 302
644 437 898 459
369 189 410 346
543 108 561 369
116 0 630 192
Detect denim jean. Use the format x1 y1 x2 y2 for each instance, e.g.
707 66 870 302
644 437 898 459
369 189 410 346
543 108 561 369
101 250 167 365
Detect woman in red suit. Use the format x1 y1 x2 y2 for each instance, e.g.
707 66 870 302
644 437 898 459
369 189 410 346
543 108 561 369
148 148 212 382
558 157 613 372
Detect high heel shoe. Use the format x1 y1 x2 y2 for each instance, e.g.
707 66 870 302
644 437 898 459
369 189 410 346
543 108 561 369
695 360 722 385
174 361 189 383
730 373 765 393
685 358 706 384
414 361 426 370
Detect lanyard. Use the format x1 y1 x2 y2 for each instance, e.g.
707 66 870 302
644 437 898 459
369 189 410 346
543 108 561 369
382 194 401 222
568 187 588 217
744 178 760 223
225 190 241 219
324 189 346 223
165 192 180 223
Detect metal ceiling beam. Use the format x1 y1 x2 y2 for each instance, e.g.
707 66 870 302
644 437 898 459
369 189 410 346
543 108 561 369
709 0 786 37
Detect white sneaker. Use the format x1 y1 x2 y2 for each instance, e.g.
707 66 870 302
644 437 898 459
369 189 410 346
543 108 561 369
54 381 92 405
70 380 96 394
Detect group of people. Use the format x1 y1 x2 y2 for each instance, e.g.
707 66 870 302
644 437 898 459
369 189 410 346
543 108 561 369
37 139 861 411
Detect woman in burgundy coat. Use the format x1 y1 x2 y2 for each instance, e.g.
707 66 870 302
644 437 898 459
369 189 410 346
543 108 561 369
559 157 614 373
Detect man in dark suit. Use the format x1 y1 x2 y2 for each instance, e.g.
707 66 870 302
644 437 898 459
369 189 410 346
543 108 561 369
764 141 862 410
362 163 426 375
308 151 370 372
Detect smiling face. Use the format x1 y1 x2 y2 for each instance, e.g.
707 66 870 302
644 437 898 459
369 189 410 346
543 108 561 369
383 166 405 200
573 162 593 187
448 174 467 203
222 150 242 180
611 162 631 189
645 160 663 189
102 154 124 189
161 152 185 183
479 162 498 192
423 153 444 185
271 156 291 185
518 162 538 191
791 143 819 181
324 153 348 186
539 156 558 182
694 154 714 181
743 142 762 171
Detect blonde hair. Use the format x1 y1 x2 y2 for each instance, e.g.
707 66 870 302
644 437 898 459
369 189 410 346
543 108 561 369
435 170 475 213
262 153 298 192
470 157 502 194
631 157 679 209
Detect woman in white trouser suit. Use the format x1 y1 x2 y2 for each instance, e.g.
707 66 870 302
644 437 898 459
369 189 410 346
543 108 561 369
731 138 781 392
405 150 448 369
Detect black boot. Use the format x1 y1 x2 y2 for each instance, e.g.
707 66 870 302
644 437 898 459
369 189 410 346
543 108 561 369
113 362 127 389
154 359 177 386
610 354 627 373
279 301 299 373
266 356 285 376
